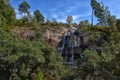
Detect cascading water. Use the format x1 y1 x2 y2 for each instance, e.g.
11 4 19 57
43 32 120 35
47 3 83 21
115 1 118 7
57 26 105 67
57 26 90 66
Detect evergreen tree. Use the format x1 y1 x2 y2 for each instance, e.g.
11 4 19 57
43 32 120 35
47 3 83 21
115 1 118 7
0 26 66 80
0 0 16 25
66 16 73 25
79 20 90 27
3 5 16 24
97 4 109 26
91 0 104 26
0 0 5 25
116 19 120 31
107 15 117 31
91 0 116 28
3 0 10 5
91 0 101 25
33 10 44 23
18 1 31 16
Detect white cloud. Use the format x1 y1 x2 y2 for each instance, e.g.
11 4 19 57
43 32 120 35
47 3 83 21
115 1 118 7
46 0 92 23
51 13 58 18
15 9 34 19
57 18 66 23
50 13 91 23
66 6 76 13
72 15 79 20
15 9 22 19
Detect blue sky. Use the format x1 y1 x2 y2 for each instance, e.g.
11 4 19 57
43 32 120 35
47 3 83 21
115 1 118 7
10 0 120 24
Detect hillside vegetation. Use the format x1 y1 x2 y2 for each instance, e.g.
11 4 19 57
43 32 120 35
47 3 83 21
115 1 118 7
0 0 120 80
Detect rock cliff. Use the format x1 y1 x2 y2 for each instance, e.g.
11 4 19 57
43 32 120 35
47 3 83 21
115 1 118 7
11 26 70 46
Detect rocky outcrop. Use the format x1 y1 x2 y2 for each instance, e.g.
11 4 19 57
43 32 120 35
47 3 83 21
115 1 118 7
11 27 35 39
11 26 70 46
43 27 70 46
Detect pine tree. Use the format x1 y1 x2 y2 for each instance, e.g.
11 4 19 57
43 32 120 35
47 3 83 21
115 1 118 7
91 0 116 27
116 19 120 31
66 16 73 26
33 10 44 23
18 1 31 16
107 15 117 31
0 0 16 25
79 20 90 27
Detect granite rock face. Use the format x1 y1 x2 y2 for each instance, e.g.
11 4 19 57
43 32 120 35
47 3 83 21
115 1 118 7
11 26 70 46
43 27 70 46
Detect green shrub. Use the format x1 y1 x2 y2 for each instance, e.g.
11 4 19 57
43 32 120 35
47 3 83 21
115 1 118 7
0 26 66 80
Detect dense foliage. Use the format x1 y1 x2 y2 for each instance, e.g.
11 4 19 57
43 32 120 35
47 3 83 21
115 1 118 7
0 0 120 80
0 25 68 80
0 0 16 25
74 26 120 80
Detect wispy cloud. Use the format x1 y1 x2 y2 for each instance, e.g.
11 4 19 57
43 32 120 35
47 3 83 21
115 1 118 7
11 0 120 23
57 18 66 23
46 0 92 23
66 6 77 13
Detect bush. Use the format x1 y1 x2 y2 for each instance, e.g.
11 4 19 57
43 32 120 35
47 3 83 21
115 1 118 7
0 26 66 80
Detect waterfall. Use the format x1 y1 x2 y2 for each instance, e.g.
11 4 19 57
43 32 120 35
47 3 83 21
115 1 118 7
74 36 77 46
78 36 80 46
60 36 66 55
57 27 88 66
71 46 74 65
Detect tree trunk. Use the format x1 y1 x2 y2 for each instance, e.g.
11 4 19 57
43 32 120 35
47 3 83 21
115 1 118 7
91 8 94 26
